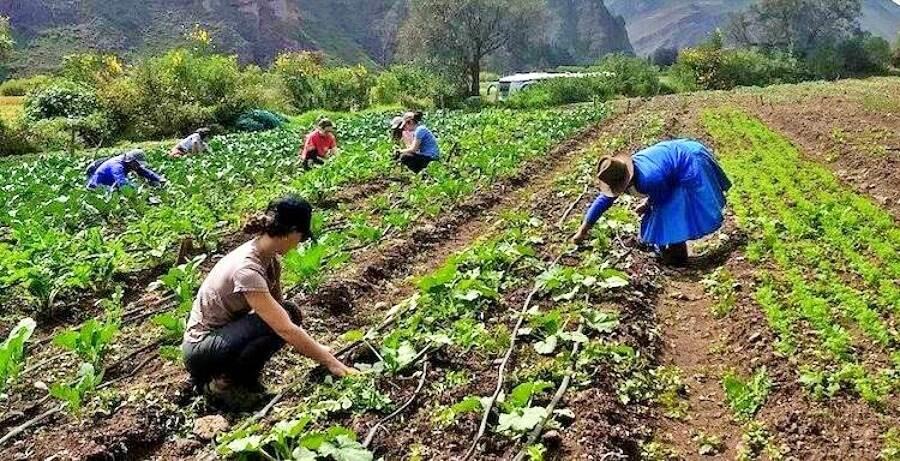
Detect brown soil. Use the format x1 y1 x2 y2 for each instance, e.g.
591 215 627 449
0 103 627 461
652 226 744 460
742 80 900 219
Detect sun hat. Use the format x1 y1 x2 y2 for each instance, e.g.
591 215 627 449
595 154 634 197
123 149 148 167
390 116 405 130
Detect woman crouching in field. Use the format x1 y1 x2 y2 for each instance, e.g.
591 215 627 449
182 195 355 404
573 139 732 266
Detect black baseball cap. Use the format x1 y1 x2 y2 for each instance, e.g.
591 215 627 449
267 195 316 242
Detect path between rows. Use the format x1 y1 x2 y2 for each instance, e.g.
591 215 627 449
654 261 742 459
3 101 641 460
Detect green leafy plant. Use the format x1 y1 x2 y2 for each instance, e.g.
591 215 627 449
722 367 771 421
50 362 103 412
495 380 553 437
225 422 373 461
432 396 484 428
0 317 37 392
53 316 120 366
693 431 725 456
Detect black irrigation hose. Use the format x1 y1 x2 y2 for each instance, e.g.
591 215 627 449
463 250 567 461
362 360 429 448
464 239 634 460
0 404 66 448
511 324 584 461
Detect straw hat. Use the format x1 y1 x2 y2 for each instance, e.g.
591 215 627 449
596 154 634 197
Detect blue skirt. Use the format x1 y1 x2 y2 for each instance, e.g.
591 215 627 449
640 148 731 246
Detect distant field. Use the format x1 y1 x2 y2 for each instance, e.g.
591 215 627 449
0 96 24 122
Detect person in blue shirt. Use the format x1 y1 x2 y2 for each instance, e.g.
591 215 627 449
86 149 166 190
572 139 732 266
394 111 440 173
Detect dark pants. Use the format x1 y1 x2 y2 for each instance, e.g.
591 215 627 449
303 150 325 169
399 153 434 173
182 301 301 387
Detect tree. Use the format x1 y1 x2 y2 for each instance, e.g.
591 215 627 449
727 0 862 56
651 47 679 67
0 16 14 63
893 34 900 69
399 0 544 96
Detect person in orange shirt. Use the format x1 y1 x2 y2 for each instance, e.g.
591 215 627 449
300 119 338 169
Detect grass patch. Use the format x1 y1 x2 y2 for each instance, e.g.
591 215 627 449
0 96 24 122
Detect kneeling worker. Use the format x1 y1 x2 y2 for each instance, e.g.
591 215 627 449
300 119 338 169
170 128 212 157
394 111 440 173
182 195 356 400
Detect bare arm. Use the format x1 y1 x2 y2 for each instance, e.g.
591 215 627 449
245 291 354 377
400 135 421 155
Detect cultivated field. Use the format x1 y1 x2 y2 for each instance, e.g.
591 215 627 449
1 78 898 460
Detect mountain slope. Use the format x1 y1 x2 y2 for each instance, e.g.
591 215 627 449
606 0 900 55
0 0 633 74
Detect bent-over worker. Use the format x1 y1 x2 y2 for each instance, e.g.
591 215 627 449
170 128 212 157
300 119 338 169
86 149 165 190
572 139 732 266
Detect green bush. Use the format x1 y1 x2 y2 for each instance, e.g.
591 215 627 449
805 45 846 80
61 53 125 86
651 47 679 67
893 35 900 68
235 109 287 132
592 53 663 97
0 118 36 156
27 118 78 152
274 51 326 113
114 49 257 139
505 77 611 109
837 35 892 74
237 65 294 114
0 75 52 96
370 65 456 108
24 80 100 121
672 46 805 91
317 65 372 111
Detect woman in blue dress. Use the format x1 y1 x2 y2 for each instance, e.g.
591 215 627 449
572 139 732 266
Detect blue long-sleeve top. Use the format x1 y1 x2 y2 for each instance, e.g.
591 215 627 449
86 154 163 189
584 139 713 226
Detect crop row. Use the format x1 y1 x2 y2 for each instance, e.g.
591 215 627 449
0 105 608 318
209 114 675 460
0 104 612 437
704 109 899 407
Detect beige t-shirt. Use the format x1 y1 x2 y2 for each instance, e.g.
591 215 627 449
184 239 283 343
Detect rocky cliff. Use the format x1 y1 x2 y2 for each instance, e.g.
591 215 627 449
0 0 633 73
606 0 900 56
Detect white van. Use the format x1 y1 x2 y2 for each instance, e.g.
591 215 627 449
486 72 612 101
